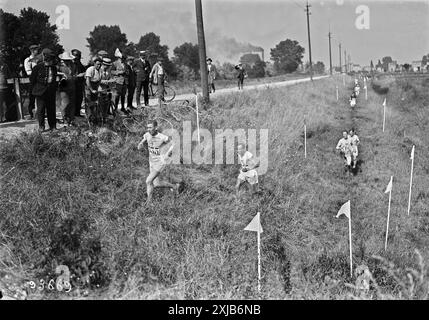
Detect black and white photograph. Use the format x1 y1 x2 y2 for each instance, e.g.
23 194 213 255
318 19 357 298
0 0 428 306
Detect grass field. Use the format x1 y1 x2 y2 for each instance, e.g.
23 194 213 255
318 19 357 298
0 74 428 300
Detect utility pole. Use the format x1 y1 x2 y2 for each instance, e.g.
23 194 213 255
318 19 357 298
339 42 342 73
348 54 351 73
195 0 209 103
305 1 313 81
328 30 333 75
344 49 347 73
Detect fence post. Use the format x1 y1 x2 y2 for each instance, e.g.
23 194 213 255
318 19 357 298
13 78 24 120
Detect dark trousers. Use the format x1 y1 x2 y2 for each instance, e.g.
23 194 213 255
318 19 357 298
74 83 84 116
36 87 57 129
127 84 135 107
136 80 149 106
28 84 36 116
114 84 126 110
238 77 244 90
209 82 215 93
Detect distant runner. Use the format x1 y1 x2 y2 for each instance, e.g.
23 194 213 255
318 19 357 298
350 91 357 107
336 131 353 170
137 120 180 204
235 143 260 196
348 128 360 169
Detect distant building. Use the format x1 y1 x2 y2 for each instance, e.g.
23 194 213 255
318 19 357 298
388 61 398 72
352 64 362 72
244 49 264 62
412 60 422 72
362 66 371 72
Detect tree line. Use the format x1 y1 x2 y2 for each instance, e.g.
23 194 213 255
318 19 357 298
0 7 327 81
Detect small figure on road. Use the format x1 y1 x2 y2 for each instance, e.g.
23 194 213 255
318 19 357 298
235 63 247 90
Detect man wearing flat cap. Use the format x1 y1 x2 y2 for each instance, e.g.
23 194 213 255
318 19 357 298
71 49 86 117
24 44 40 118
133 50 151 107
207 58 217 93
30 48 58 132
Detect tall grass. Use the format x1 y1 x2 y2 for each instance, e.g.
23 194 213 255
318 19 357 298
0 75 428 299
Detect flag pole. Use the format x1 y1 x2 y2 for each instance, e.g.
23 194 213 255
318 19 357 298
385 176 393 251
348 212 353 278
408 146 415 216
382 100 386 132
257 225 261 293
195 93 201 146
304 115 307 159
336 85 339 101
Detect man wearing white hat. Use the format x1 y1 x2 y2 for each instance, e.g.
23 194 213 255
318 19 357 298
57 52 76 125
111 48 127 113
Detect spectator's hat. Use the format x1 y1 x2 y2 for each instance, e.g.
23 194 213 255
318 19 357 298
29 44 40 51
139 50 147 55
102 57 112 66
42 48 55 58
58 52 75 60
71 49 81 57
207 58 212 62
97 50 108 57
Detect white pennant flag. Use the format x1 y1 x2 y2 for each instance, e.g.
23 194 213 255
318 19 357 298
382 98 386 107
410 145 415 160
244 212 263 233
385 176 393 194
335 200 351 219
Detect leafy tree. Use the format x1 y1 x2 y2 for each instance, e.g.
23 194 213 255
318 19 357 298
403 63 412 72
217 62 235 80
239 53 266 78
240 53 261 67
122 42 137 59
313 61 325 74
177 64 196 81
270 39 305 74
173 42 199 77
0 7 63 72
136 32 176 78
86 25 128 58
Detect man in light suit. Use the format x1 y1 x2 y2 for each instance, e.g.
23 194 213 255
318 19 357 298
207 58 217 93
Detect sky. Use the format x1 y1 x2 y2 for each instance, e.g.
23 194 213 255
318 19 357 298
1 0 428 67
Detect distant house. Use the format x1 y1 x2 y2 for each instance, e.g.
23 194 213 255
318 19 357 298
388 61 398 72
352 64 362 72
244 49 264 62
362 66 371 72
412 60 422 72
375 61 384 72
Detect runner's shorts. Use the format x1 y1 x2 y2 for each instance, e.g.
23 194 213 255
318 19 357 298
350 99 356 107
149 160 166 173
238 169 258 185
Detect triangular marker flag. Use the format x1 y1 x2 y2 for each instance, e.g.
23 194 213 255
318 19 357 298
114 48 122 58
382 98 386 107
244 212 263 233
335 200 350 219
385 176 393 193
410 145 415 160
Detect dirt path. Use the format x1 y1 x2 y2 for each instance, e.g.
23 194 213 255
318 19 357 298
0 75 328 141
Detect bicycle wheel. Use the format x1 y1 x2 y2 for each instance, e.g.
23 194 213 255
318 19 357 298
155 86 175 103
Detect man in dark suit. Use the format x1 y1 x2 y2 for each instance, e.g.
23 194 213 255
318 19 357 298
133 50 151 107
30 48 58 132
125 56 136 110
71 49 86 117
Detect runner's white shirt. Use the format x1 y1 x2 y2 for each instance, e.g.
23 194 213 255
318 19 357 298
336 138 352 154
144 132 169 163
349 134 360 147
238 151 254 171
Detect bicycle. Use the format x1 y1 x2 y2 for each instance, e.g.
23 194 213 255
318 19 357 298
84 89 115 129
148 81 176 103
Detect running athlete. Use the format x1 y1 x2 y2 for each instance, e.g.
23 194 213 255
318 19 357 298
137 120 180 203
350 91 357 107
235 143 260 196
336 131 353 170
348 129 360 169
